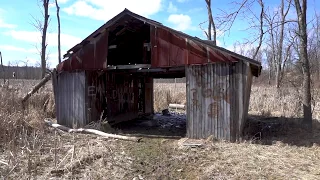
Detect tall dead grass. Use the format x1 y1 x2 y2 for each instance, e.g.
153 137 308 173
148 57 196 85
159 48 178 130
153 82 320 120
153 83 186 112
1 79 320 179
0 83 54 178
249 86 320 120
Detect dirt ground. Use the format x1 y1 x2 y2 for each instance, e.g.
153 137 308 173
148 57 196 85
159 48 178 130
1 111 320 179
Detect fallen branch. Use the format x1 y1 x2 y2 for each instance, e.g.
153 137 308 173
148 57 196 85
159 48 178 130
22 73 51 105
0 160 8 166
44 119 141 142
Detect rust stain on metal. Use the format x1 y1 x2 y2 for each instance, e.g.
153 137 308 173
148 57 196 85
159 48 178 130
57 31 109 72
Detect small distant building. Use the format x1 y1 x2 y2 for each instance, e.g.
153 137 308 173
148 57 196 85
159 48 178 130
52 9 261 142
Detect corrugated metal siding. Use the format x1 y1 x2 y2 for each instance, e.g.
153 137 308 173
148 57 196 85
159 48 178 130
55 71 86 128
186 61 253 141
186 63 231 139
229 61 252 141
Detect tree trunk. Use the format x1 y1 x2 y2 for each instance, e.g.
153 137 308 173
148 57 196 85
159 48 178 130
0 51 5 85
276 0 291 88
41 0 49 78
55 0 61 64
316 13 320 80
22 73 51 107
268 67 271 85
205 0 216 45
294 0 312 129
252 0 264 60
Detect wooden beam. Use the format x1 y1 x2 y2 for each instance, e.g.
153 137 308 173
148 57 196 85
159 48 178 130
107 64 151 70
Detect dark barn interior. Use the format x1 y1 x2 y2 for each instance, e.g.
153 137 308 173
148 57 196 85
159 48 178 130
107 14 151 65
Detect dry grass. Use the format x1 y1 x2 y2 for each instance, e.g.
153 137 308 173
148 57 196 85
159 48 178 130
249 86 320 120
1 79 320 179
153 82 320 120
153 83 186 112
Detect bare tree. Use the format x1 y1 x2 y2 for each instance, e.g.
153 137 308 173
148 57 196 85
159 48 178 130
252 0 264 60
293 0 312 129
275 0 292 88
55 0 61 64
31 0 50 78
199 0 217 44
41 0 50 78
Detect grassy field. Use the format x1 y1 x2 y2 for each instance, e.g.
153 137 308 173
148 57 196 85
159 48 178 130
1 79 320 179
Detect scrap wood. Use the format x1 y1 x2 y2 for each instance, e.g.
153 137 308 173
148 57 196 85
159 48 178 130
44 119 141 142
169 104 185 109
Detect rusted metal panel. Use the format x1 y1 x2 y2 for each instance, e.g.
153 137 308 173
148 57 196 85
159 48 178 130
55 72 86 128
186 61 255 141
60 9 260 75
186 63 231 140
57 31 109 72
58 9 261 75
150 26 239 68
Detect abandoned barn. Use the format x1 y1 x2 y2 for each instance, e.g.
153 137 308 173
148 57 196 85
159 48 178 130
52 9 261 142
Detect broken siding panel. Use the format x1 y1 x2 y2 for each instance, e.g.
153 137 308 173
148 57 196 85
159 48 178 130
186 63 231 140
56 72 86 128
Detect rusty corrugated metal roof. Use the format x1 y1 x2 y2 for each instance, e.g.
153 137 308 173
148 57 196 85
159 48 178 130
60 8 261 75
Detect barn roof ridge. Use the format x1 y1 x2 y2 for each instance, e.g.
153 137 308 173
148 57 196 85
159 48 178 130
63 8 261 69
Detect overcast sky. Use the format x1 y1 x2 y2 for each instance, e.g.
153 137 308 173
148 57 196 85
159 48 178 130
0 0 319 67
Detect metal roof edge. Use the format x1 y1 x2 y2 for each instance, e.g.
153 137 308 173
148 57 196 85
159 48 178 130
63 8 261 69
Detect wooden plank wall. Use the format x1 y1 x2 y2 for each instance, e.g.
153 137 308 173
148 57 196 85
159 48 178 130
144 77 154 114
105 73 139 124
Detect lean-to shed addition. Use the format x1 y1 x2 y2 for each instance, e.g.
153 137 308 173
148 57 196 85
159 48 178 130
52 9 261 142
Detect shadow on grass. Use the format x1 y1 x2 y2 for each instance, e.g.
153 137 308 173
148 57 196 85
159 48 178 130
111 112 319 147
112 113 186 139
243 115 320 147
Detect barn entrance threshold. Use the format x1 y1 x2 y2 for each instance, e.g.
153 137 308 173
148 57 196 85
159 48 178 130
113 111 186 139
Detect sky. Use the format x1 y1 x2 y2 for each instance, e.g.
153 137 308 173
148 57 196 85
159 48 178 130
0 0 319 67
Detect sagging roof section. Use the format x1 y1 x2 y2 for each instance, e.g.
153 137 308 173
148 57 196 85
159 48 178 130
58 8 262 76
